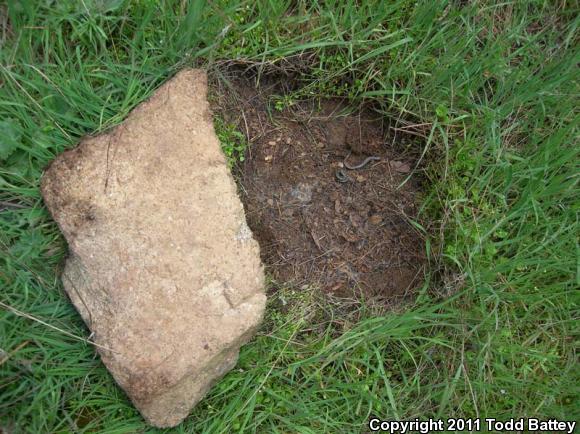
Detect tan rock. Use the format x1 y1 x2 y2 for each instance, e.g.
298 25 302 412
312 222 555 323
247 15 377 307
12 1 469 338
41 69 266 428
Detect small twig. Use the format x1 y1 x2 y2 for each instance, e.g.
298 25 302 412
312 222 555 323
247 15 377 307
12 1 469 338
390 127 428 139
0 201 28 210
61 272 94 329
0 300 118 354
0 340 29 366
393 122 432 130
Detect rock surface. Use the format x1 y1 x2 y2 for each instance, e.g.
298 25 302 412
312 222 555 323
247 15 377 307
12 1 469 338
41 69 266 428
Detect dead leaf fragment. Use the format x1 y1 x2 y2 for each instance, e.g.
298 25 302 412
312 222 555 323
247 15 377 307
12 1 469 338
389 160 411 173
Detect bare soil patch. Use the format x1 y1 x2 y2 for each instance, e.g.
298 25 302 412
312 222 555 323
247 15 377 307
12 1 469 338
211 70 426 301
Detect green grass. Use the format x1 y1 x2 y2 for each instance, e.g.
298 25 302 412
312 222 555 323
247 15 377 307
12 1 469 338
1 0 578 432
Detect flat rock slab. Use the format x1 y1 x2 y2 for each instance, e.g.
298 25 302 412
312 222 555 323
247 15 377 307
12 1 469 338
41 69 266 427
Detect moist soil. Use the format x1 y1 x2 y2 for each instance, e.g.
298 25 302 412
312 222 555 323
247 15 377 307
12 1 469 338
211 72 426 301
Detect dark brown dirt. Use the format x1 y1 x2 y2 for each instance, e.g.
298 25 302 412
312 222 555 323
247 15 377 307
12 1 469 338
212 72 426 301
